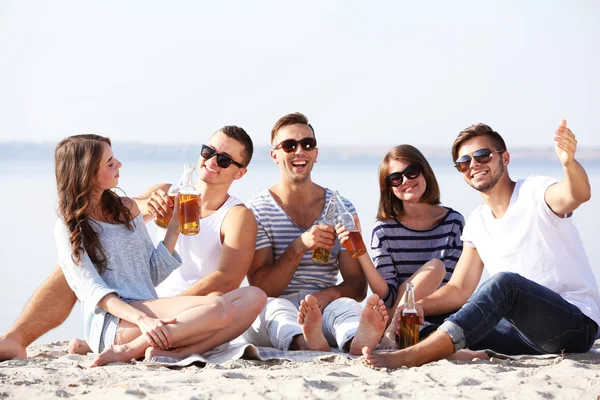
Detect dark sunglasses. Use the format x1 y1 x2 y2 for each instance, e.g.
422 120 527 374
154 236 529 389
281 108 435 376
454 148 505 173
273 137 317 153
385 164 422 187
200 145 245 169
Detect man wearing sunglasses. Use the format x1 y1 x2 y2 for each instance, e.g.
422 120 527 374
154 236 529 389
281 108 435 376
0 126 267 361
243 112 388 355
364 120 600 369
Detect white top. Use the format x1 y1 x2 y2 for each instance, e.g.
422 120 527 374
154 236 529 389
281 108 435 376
155 195 244 297
55 213 182 353
461 176 600 332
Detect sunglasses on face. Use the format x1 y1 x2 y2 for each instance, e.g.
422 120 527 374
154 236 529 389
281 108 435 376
200 144 245 169
273 137 317 153
454 148 505 173
385 163 422 187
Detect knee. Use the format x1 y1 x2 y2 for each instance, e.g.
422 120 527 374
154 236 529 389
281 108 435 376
214 297 236 325
245 287 267 315
489 272 522 287
428 258 447 281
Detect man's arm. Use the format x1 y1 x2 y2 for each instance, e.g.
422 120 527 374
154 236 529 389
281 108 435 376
132 183 172 223
418 245 484 316
247 224 336 298
181 205 257 296
311 250 368 311
545 120 591 216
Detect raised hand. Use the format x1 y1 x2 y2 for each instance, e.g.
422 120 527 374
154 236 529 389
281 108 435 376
147 188 174 221
335 215 361 246
299 224 336 252
554 119 578 166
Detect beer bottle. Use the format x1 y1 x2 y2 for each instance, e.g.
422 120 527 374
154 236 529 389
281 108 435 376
397 282 419 349
333 191 367 258
178 163 201 236
154 166 185 228
311 193 336 264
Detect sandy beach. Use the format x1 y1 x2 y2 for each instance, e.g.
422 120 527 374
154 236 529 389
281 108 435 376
0 340 598 399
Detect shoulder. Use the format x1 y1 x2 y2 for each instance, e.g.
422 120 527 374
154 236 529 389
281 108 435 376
372 218 396 234
222 204 257 236
246 190 274 213
444 207 466 224
121 197 141 219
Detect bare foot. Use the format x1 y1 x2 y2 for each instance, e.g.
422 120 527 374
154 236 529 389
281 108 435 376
68 338 92 355
144 346 184 361
447 349 489 361
362 346 416 369
0 336 27 361
349 294 388 355
89 344 135 368
297 294 329 351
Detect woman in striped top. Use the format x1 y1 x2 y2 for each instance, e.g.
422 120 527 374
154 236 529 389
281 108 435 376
337 144 464 349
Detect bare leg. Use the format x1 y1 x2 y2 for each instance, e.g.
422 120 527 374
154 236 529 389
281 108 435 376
296 294 329 351
380 259 446 349
0 266 76 361
348 294 388 355
92 287 266 366
364 329 455 369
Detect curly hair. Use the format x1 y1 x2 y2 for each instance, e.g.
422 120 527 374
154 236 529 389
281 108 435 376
55 134 133 274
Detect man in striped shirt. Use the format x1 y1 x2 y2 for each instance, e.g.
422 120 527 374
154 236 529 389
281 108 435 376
243 113 388 354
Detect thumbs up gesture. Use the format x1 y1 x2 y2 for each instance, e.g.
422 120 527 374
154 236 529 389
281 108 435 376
554 119 577 166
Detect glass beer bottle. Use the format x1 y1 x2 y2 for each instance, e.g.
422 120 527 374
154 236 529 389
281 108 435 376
397 282 419 349
333 190 367 258
311 193 336 264
154 166 185 228
178 163 201 236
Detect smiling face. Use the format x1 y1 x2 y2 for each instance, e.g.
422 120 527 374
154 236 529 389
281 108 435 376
197 130 247 186
387 158 426 204
457 136 507 193
94 142 121 191
270 123 318 183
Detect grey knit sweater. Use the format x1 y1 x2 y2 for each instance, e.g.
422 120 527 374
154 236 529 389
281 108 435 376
54 213 182 353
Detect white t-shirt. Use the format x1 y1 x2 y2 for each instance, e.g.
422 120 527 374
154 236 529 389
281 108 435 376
461 176 600 331
155 196 243 297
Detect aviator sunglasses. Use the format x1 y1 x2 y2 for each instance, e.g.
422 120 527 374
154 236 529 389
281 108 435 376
454 148 505 173
200 144 245 169
273 137 317 153
385 163 422 187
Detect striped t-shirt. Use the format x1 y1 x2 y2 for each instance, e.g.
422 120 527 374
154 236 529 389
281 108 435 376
247 188 356 296
370 207 465 307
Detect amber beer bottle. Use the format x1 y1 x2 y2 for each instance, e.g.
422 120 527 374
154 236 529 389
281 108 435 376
178 163 201 236
398 283 419 349
333 191 367 258
154 166 186 228
311 193 336 264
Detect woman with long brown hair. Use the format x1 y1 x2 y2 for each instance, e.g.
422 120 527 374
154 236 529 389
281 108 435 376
337 144 464 349
54 134 265 367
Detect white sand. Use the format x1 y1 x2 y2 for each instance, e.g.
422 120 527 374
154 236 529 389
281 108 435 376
1 341 599 399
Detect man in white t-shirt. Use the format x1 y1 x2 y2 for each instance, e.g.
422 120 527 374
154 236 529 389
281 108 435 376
0 126 266 361
363 120 600 368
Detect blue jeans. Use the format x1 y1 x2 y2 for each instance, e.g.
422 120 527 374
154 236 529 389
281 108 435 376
440 272 599 354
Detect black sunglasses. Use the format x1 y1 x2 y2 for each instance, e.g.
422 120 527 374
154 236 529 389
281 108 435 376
273 137 317 153
385 164 422 187
201 145 245 169
454 148 505 173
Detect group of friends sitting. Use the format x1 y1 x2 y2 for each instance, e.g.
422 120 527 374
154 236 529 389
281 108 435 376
0 112 598 369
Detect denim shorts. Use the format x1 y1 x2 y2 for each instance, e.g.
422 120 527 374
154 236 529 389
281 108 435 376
98 313 120 353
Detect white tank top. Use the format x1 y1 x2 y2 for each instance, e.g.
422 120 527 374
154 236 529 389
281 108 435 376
155 195 244 297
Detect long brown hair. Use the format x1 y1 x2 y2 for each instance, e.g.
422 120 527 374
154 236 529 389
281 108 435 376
377 144 441 220
55 134 133 274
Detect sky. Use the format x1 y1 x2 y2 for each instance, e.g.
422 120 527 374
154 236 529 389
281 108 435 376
1 1 599 148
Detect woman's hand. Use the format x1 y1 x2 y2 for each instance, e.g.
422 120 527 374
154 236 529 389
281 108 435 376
135 314 177 349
